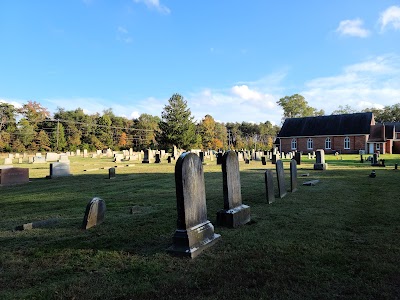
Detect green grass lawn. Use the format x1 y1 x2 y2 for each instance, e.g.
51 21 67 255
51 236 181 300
1 154 400 299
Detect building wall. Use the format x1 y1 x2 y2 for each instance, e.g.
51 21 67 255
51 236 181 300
280 135 368 154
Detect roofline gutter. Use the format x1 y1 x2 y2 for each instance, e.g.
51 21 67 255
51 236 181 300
278 134 369 138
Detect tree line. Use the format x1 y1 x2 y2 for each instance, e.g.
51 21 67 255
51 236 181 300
0 94 280 153
2 93 396 153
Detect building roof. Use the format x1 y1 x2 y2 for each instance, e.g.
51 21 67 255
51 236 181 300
384 122 400 132
277 112 373 138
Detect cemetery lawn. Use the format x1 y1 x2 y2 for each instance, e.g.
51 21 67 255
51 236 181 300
1 154 400 299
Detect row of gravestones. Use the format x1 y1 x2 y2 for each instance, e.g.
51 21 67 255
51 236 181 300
169 149 329 258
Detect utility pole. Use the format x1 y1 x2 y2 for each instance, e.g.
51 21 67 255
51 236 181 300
56 119 59 150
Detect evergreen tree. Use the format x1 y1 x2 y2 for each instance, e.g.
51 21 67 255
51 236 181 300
36 130 51 151
157 93 196 149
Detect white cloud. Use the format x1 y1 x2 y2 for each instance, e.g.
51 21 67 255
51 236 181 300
0 98 23 109
116 26 132 44
232 85 263 100
131 111 140 119
133 0 170 14
302 55 400 113
379 6 400 31
336 18 370 38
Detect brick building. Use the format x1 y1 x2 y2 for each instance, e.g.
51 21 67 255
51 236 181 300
276 112 400 154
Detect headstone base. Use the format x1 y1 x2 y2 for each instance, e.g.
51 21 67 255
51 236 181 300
313 163 328 170
142 160 150 164
216 204 251 228
167 221 221 259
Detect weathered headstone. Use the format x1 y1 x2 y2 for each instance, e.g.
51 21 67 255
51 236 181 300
142 149 153 163
18 158 23 164
294 152 301 165
0 168 29 186
4 158 12 165
83 149 88 158
217 151 251 228
265 169 275 204
314 149 328 170
261 156 267 165
271 154 277 165
33 156 46 164
290 159 298 192
82 197 106 229
108 167 115 179
155 153 161 163
49 162 71 178
45 152 59 162
276 160 287 198
59 154 69 162
167 153 220 258
167 156 172 163
76 149 81 156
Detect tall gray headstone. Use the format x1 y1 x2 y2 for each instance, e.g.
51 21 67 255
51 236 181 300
82 197 106 229
265 169 275 204
276 160 287 198
167 153 220 258
217 151 251 228
290 159 298 192
314 149 328 170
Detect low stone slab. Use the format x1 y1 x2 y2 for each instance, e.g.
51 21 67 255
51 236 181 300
82 197 106 229
300 173 310 177
217 204 251 228
0 168 29 186
15 218 59 231
303 180 320 186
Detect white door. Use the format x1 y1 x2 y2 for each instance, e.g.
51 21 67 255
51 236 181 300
369 143 374 154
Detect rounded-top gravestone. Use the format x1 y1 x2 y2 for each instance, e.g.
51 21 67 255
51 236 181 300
167 152 220 258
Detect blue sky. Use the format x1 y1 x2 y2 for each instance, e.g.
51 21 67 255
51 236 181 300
1 0 400 125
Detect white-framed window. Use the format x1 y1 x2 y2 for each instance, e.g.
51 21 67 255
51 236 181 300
325 137 331 149
344 136 350 149
307 138 313 149
291 138 297 150
376 143 380 151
